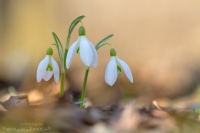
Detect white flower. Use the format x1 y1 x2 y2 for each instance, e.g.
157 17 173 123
66 26 98 68
105 49 133 86
36 48 60 83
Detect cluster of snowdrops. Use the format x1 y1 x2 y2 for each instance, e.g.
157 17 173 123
35 15 133 107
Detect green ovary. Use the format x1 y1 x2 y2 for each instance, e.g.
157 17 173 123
46 64 53 71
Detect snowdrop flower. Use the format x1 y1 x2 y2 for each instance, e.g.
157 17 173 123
36 47 60 83
105 48 133 86
66 26 98 68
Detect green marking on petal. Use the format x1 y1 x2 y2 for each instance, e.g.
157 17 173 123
46 64 53 71
117 65 122 73
76 46 80 54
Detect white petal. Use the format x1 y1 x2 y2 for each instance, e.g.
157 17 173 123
52 57 60 83
80 36 93 67
117 57 133 83
87 38 98 67
43 71 53 81
105 57 118 86
36 56 49 82
66 39 79 69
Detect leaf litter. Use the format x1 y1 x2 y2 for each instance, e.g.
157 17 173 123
0 95 200 133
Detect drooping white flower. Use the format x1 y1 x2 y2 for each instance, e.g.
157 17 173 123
66 26 98 68
105 48 133 86
37 47 60 83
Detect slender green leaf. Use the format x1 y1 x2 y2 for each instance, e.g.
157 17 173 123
52 32 63 50
95 34 114 50
51 31 63 60
68 15 85 35
74 100 88 105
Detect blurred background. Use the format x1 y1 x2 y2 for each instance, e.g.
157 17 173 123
1 0 200 106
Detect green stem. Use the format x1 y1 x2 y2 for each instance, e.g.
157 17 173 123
64 36 70 67
80 67 90 108
59 36 70 98
59 63 65 98
64 49 68 69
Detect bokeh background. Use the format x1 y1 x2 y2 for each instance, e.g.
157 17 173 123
1 0 200 106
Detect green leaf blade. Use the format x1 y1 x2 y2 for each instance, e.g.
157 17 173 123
95 34 114 50
74 100 88 105
68 15 86 35
51 31 64 60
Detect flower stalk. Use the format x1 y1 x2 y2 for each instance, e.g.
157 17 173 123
80 67 90 108
59 63 66 97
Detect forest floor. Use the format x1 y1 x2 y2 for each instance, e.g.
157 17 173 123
0 94 200 133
